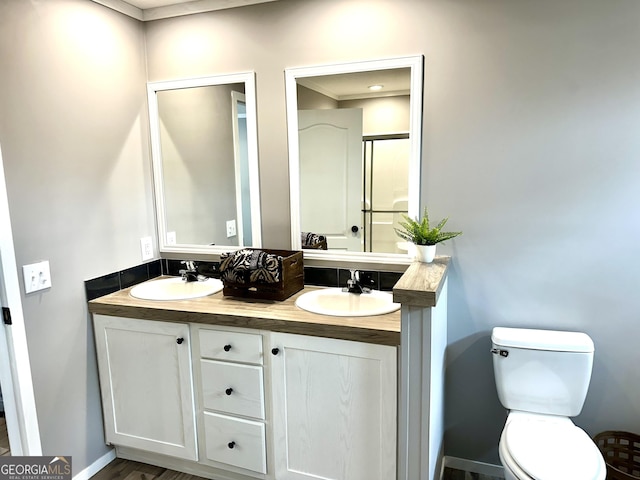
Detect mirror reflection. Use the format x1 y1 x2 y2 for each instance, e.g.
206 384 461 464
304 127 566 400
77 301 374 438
148 73 261 254
286 57 423 261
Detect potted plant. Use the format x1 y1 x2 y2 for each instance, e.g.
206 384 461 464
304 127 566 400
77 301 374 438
394 207 462 263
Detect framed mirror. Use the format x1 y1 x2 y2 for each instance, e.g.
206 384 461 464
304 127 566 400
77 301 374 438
286 56 423 264
148 72 261 255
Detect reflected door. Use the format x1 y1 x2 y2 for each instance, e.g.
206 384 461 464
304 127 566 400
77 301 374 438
298 108 363 251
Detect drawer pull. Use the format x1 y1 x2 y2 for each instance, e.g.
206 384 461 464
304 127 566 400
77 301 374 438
223 344 232 352
225 387 233 396
176 337 184 345
228 441 236 449
271 347 280 356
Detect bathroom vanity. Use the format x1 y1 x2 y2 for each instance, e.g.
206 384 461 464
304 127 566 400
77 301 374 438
88 258 448 480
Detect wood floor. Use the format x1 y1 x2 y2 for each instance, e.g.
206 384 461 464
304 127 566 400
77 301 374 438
0 419 502 480
442 467 504 480
0 417 505 480
0 415 10 456
91 458 505 480
90 459 502 480
91 459 208 480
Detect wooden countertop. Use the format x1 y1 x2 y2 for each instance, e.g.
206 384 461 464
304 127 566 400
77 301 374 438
89 282 401 346
392 257 450 307
88 257 449 347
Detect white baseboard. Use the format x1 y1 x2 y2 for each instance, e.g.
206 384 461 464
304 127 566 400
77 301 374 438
444 456 504 478
72 448 116 480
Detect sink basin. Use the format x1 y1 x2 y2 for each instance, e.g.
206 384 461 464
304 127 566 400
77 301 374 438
295 288 400 317
130 277 223 301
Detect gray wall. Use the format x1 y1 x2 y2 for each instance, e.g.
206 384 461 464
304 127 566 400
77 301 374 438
0 0 153 472
297 85 338 110
146 0 640 464
1 0 639 473
340 96 410 135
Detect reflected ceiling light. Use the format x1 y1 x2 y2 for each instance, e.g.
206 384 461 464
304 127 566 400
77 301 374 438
368 84 384 91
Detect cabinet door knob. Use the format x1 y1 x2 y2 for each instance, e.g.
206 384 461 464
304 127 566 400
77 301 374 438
271 347 280 355
225 387 233 396
223 344 232 352
176 337 184 345
228 441 236 449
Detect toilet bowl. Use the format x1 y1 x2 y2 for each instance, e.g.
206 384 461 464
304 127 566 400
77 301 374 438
499 411 605 480
492 327 606 480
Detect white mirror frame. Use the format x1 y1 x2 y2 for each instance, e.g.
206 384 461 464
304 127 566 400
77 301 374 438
286 56 424 264
147 72 262 256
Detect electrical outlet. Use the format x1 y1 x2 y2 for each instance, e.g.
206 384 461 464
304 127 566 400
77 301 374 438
22 261 52 294
166 231 177 245
140 236 154 261
226 220 237 238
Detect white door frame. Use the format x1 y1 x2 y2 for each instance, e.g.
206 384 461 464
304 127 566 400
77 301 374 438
231 90 247 246
0 142 42 455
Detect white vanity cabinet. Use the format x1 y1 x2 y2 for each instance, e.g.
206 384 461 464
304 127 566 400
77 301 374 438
192 326 268 476
269 332 397 480
88 259 448 480
92 315 197 461
92 315 399 480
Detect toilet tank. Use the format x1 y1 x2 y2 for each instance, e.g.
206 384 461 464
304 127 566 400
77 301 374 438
491 327 595 416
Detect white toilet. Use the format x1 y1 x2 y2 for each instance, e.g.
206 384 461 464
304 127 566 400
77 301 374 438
491 327 606 480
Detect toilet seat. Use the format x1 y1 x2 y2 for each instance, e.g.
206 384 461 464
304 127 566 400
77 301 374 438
501 415 605 480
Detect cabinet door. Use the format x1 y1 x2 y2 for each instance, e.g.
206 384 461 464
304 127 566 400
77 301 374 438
270 332 397 480
93 315 197 460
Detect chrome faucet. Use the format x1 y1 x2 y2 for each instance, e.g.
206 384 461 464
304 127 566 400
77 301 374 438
343 269 372 294
179 261 200 282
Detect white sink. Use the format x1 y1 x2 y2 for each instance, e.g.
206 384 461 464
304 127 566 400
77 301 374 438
130 277 223 301
295 288 400 317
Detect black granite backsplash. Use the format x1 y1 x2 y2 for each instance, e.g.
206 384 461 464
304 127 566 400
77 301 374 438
85 258 403 302
305 267 401 291
162 260 402 291
85 260 162 301
163 259 221 278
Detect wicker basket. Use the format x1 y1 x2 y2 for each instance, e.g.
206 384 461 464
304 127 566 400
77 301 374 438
594 431 640 479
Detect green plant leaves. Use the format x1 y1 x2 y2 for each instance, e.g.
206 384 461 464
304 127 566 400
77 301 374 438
394 207 462 246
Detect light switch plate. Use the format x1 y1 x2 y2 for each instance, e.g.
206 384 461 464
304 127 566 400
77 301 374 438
140 236 154 261
166 231 177 245
22 261 51 294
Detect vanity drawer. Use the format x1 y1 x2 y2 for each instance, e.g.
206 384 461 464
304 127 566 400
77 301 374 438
200 360 265 419
199 329 263 364
203 412 266 474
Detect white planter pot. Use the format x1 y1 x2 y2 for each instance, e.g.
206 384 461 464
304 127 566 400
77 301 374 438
415 244 437 263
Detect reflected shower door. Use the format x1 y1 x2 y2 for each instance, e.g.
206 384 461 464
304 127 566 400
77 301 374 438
363 134 411 253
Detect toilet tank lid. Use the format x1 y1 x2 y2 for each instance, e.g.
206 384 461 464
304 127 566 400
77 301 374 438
492 327 594 353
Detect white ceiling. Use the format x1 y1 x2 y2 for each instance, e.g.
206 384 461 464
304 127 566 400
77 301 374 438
124 0 196 8
297 68 411 101
92 0 278 21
